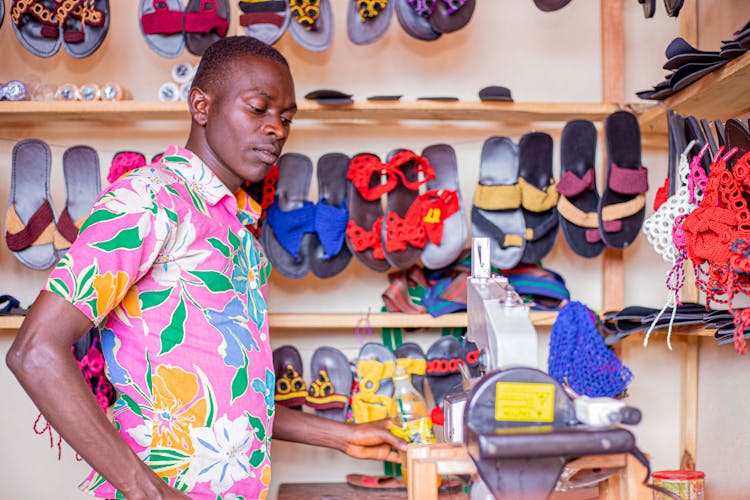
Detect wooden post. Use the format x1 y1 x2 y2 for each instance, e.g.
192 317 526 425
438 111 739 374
680 0 699 47
680 336 700 468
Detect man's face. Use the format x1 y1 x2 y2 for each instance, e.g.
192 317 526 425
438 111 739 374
203 55 297 186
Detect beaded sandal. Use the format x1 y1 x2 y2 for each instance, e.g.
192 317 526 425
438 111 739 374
289 0 334 51
347 0 393 45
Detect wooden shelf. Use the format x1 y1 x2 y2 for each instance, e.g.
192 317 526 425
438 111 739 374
0 100 618 124
637 50 750 135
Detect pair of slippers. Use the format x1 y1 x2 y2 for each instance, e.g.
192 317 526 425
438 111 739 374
5 139 101 270
346 145 466 274
557 113 647 258
471 132 559 270
261 152 353 279
273 345 353 422
11 0 109 58
140 0 229 58
240 0 334 50
394 0 475 42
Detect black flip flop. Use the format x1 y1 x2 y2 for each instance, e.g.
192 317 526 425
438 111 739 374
425 336 465 408
306 346 353 422
429 0 475 34
273 345 307 410
309 153 353 279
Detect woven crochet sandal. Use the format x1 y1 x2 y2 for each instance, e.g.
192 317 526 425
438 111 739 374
518 132 559 264
60 0 110 58
471 136 526 269
273 345 307 409
347 0 393 45
310 153 353 279
425 335 466 408
107 151 147 184
420 144 467 270
394 342 426 396
5 139 58 271
429 0 474 34
346 152 391 272
351 342 396 423
240 164 279 238
289 0 334 51
240 0 291 45
599 111 648 249
184 0 230 56
10 0 63 57
305 346 352 422
139 0 185 58
54 145 102 259
260 153 315 279
395 0 441 41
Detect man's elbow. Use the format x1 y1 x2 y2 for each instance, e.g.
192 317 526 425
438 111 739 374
6 329 54 383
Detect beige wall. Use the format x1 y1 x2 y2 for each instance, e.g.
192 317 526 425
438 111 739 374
1 0 749 498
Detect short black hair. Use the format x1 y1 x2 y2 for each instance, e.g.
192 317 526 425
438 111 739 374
191 36 289 93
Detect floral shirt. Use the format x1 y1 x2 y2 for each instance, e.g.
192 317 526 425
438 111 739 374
45 146 275 500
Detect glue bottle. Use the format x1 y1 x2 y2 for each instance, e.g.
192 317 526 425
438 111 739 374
390 366 436 486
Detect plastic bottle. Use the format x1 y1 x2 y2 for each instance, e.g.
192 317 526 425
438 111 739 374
390 366 436 486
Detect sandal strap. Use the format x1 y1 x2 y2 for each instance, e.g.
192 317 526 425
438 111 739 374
141 0 184 34
407 0 436 18
525 210 558 242
314 197 348 258
240 10 284 26
355 0 388 22
600 193 647 233
519 177 559 212
426 357 465 375
352 359 394 423
239 0 287 12
184 0 229 35
556 195 602 243
439 0 467 15
608 163 649 195
396 357 426 375
387 150 435 190
470 206 524 249
265 199 316 258
53 207 83 250
5 201 55 251
473 183 521 211
290 0 320 30
557 168 595 197
11 0 60 38
306 369 348 409
382 271 426 314
415 189 459 246
275 365 308 405
346 217 385 260
385 207 427 253
347 154 398 201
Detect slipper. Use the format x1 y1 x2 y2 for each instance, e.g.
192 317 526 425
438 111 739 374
184 0 230 56
428 0 474 34
61 0 110 58
239 0 291 46
347 474 405 490
478 85 513 102
668 60 729 93
367 94 402 101
662 37 722 71
394 0 441 42
419 144 467 270
416 96 459 102
346 153 390 273
557 120 605 258
352 342 396 423
599 111 648 249
139 0 185 58
260 153 315 279
663 0 684 17
273 345 307 409
54 146 102 259
304 89 354 105
425 335 465 408
347 0 394 46
309 153 353 279
0 295 28 315
533 0 572 11
289 0 334 52
640 0 655 18
395 342 426 396
5 139 58 271
471 136 526 269
10 0 63 58
306 346 352 422
518 132 559 264
725 118 750 155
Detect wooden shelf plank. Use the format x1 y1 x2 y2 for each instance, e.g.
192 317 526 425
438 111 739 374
0 100 618 124
637 50 750 135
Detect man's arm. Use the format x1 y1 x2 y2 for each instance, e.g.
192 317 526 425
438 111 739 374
272 405 407 463
6 291 188 500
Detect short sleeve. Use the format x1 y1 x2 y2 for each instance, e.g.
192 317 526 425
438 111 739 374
45 172 171 325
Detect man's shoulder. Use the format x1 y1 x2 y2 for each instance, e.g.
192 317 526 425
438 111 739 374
108 162 184 198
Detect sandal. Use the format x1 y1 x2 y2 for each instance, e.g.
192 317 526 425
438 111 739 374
240 164 279 238
425 335 465 408
395 0 441 42
139 0 185 58
394 342 426 396
382 269 427 314
273 345 307 409
347 0 394 45
10 0 62 57
429 0 474 34
289 0 334 52
305 346 352 422
239 0 291 46
184 0 229 56
60 0 110 58
351 342 396 423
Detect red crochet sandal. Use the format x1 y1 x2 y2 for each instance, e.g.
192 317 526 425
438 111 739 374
184 0 229 56
241 164 279 238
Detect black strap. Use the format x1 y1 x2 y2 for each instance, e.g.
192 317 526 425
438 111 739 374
527 209 559 242
471 206 523 250
239 0 287 13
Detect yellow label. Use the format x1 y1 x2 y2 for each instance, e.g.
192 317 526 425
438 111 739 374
389 417 436 444
494 382 555 422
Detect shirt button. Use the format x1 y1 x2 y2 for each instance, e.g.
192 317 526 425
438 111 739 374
250 281 257 289
238 228 247 237
261 333 267 341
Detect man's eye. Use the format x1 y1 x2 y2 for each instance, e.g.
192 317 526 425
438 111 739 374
249 105 266 113
281 116 293 126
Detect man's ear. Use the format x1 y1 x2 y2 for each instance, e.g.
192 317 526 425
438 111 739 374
188 86 210 126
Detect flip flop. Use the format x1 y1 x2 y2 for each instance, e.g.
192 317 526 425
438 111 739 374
428 0 474 34
5 139 58 271
599 111 648 249
518 132 559 264
61 0 110 58
395 0 441 42
352 342 396 423
345 153 391 273
306 346 352 422
139 0 185 58
260 153 315 279
668 60 729 93
289 0 334 52
10 0 63 58
420 144 467 270
239 0 291 46
533 0 572 11
662 37 722 70
273 345 307 409
184 0 230 56
394 342 426 396
425 335 464 408
309 153 353 279
54 146 102 259
347 0 394 45
471 136 526 269
557 120 605 258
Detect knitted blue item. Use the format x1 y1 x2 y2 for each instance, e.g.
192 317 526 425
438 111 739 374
548 301 633 398
265 198 316 258
422 276 467 317
314 197 348 258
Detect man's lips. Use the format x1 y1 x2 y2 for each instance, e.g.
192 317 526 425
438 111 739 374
253 147 280 164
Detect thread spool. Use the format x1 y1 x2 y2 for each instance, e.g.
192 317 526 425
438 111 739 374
172 63 195 84
79 83 101 101
55 83 80 101
101 82 130 101
179 83 191 101
3 80 29 101
158 82 180 102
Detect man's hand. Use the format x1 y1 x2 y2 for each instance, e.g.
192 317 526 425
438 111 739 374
341 419 407 463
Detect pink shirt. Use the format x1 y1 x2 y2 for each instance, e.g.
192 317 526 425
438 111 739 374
46 146 274 499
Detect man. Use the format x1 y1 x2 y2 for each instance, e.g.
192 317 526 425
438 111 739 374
7 37 404 500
